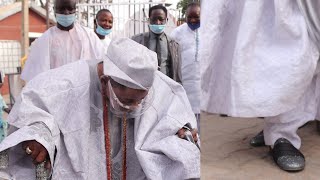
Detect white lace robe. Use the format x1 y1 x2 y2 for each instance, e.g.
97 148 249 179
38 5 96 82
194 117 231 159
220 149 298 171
200 0 319 117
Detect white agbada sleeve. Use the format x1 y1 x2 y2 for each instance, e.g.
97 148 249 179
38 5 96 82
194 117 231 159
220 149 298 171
79 25 104 60
21 30 51 82
134 72 200 179
0 61 91 179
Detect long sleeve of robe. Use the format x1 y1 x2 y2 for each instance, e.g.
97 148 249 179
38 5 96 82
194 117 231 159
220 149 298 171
0 60 200 179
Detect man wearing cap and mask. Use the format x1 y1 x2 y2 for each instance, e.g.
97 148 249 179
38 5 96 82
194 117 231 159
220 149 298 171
0 38 200 179
132 4 182 83
21 0 104 82
171 2 201 133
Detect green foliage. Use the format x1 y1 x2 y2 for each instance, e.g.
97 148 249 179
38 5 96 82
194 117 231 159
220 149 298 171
177 0 199 17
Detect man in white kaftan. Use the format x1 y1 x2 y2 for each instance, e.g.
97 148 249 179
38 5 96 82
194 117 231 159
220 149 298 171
171 2 201 132
0 38 200 179
94 9 113 55
21 0 104 82
200 0 320 171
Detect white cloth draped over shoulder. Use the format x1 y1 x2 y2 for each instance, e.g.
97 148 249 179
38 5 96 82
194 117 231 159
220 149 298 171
0 60 200 179
171 23 201 114
21 22 104 82
200 0 319 117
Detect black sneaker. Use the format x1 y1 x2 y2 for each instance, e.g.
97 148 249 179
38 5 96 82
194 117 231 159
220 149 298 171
271 138 305 171
219 114 228 117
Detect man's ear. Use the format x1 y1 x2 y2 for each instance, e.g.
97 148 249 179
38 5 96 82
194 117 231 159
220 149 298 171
94 19 97 28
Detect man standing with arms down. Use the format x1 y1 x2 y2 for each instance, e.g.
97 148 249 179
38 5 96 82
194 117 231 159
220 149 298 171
0 38 200 179
21 0 104 82
132 4 182 83
171 2 201 133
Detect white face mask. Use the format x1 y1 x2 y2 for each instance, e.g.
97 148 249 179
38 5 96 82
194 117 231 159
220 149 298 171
55 13 76 27
107 80 154 118
96 20 112 36
109 81 141 111
149 24 166 34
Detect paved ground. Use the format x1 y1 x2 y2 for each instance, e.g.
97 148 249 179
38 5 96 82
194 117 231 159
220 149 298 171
201 113 320 180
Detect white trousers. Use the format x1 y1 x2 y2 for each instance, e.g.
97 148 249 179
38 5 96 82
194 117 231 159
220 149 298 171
264 69 320 149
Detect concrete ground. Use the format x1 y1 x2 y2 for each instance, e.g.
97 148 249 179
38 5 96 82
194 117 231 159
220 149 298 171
201 113 320 180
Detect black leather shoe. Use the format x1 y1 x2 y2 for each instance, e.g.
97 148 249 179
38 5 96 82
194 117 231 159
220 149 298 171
271 138 305 172
316 121 320 134
249 130 265 147
219 114 228 117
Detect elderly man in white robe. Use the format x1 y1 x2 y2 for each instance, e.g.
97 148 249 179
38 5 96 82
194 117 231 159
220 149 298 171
170 2 201 133
21 0 104 82
0 38 200 179
201 0 320 172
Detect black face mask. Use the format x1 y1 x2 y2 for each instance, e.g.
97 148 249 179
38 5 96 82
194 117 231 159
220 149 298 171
187 22 200 30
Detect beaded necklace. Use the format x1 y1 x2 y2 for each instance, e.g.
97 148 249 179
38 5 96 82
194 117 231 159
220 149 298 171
102 91 127 180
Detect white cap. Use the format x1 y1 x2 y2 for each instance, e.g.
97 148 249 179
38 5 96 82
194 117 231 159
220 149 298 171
103 37 158 90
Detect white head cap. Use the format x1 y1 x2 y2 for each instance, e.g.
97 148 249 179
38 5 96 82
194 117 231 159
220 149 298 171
103 38 158 90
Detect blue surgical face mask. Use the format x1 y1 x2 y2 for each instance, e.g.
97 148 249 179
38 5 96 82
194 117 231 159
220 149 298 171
55 13 76 27
149 24 166 34
187 22 200 31
96 22 112 36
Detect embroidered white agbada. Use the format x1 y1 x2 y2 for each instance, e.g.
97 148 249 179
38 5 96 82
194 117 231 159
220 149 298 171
171 23 200 114
200 0 319 117
0 60 200 179
21 22 104 82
